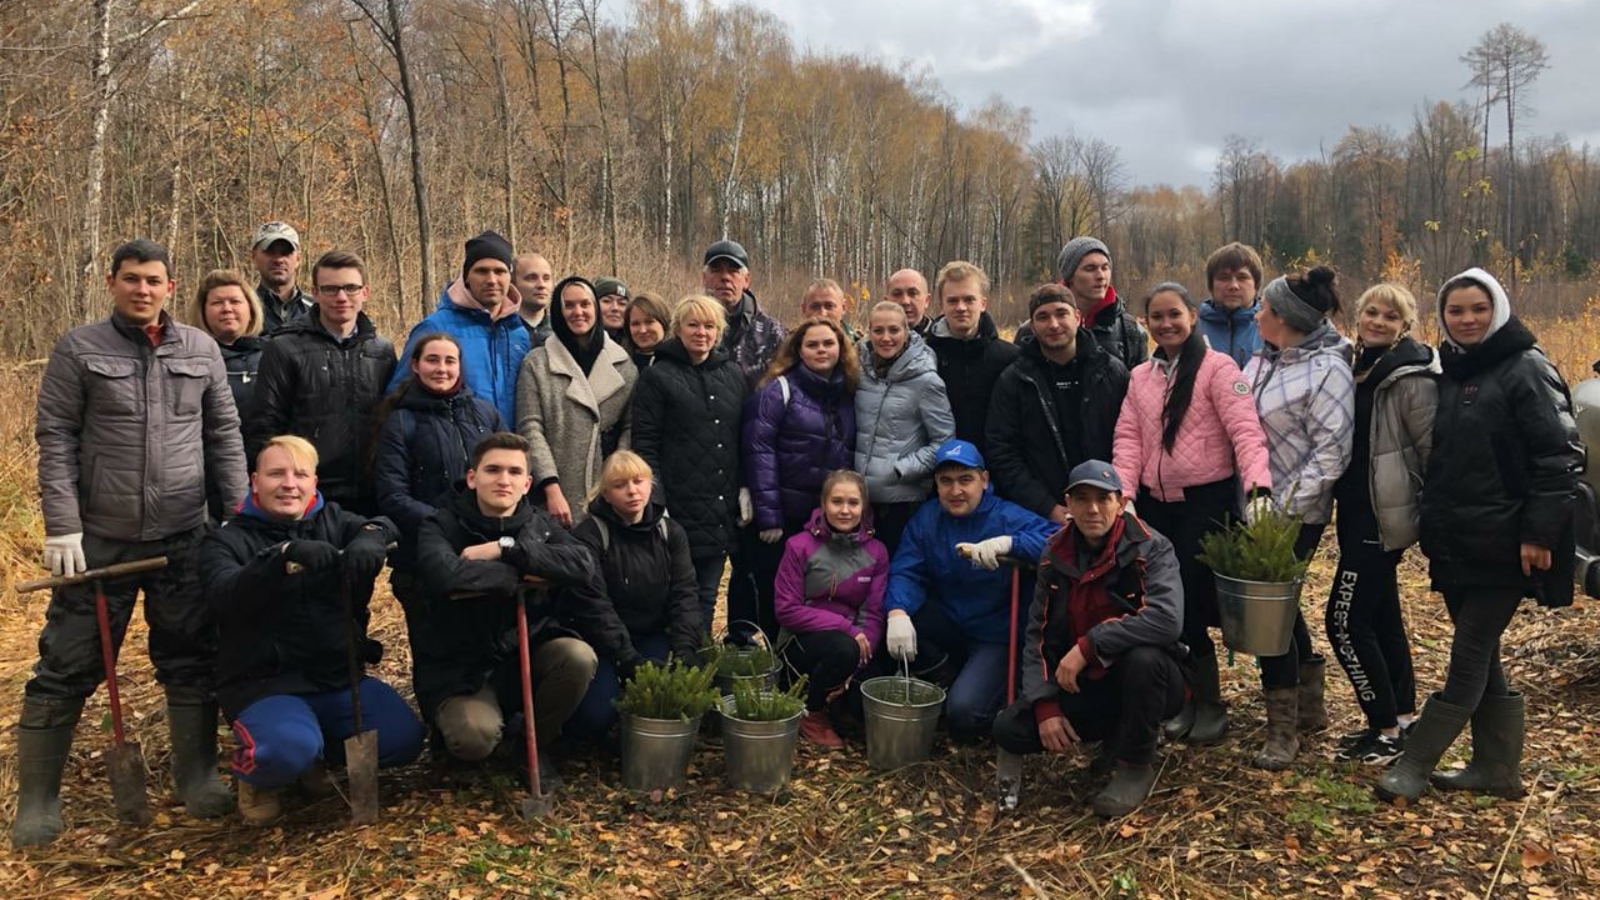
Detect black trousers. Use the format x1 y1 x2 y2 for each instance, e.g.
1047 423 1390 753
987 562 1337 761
1438 585 1521 708
870 501 922 560
1136 478 1238 662
1325 499 1416 728
26 527 214 704
726 523 789 645
1258 523 1325 690
992 645 1185 766
781 630 862 711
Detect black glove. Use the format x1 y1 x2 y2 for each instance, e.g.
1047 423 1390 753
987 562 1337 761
615 653 646 685
283 540 340 573
342 530 390 584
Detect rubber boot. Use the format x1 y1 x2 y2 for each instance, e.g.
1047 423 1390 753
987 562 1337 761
1376 694 1472 803
1160 702 1196 743
236 780 281 825
11 697 84 849
1092 763 1158 818
167 702 234 819
1252 687 1300 771
1188 653 1230 745
1296 657 1329 733
1430 692 1526 799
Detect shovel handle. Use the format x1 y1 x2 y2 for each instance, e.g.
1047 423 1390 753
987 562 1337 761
18 556 169 593
93 580 127 745
516 601 543 798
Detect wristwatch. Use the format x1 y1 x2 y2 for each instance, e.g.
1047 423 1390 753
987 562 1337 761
498 536 516 553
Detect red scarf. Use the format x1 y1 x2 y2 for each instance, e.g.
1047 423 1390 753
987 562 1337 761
1084 285 1118 325
1053 514 1131 681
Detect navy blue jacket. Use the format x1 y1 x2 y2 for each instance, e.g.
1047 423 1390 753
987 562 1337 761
743 363 856 530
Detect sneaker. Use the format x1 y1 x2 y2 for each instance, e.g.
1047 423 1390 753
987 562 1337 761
799 710 845 749
1335 731 1405 766
1337 726 1376 748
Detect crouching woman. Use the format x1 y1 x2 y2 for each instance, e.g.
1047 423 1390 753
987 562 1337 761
201 436 425 824
992 461 1185 819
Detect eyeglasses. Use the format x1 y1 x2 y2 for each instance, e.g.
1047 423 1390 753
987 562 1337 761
316 284 365 297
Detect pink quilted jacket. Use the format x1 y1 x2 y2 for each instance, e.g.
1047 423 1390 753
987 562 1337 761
1113 348 1273 502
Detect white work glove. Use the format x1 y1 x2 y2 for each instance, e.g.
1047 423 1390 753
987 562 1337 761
738 488 754 526
886 614 917 662
759 528 784 544
1243 495 1275 526
956 535 1012 571
44 533 87 578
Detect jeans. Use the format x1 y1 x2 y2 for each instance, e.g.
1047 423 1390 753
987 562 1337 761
1325 499 1417 728
906 602 1011 740
992 645 1185 765
1259 523 1326 689
230 677 425 787
1438 586 1521 708
693 555 728 635
564 633 673 743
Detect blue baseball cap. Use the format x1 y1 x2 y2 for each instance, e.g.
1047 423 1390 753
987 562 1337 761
933 439 985 471
1066 459 1123 494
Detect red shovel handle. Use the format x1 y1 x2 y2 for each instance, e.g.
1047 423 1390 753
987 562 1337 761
93 580 127 745
516 600 543 797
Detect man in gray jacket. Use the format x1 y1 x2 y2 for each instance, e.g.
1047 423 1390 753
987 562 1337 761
14 239 248 848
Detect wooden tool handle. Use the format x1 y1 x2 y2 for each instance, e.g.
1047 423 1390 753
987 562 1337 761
16 556 169 593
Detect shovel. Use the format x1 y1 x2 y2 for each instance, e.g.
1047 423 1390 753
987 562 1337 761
19 556 169 825
514 585 552 819
340 572 380 824
996 559 1024 811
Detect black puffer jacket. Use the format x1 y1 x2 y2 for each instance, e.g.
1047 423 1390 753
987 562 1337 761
1014 299 1149 372
924 312 1019 455
1422 316 1583 606
630 338 747 560
245 313 396 512
219 336 265 415
987 328 1130 517
201 493 397 719
572 494 703 667
372 380 503 568
412 487 610 719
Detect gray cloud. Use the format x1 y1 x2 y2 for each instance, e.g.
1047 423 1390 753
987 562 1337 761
717 0 1600 188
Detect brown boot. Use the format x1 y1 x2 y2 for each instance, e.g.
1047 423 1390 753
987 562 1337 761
1296 657 1329 733
1253 687 1300 771
237 780 281 825
799 710 844 749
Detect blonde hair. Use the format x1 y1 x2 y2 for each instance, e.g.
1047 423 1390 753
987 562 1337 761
672 294 726 343
591 450 654 506
189 269 264 338
869 300 907 321
1356 283 1419 331
259 434 319 471
935 260 990 300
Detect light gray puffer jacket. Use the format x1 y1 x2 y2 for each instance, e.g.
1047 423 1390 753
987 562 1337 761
1366 345 1440 550
36 314 248 540
1244 322 1354 525
515 334 637 525
853 333 956 505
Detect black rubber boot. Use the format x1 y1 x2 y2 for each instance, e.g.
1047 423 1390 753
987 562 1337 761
1430 692 1525 799
1252 687 1299 771
167 701 235 819
1376 694 1472 804
1297 657 1329 733
1160 702 1196 743
11 697 83 849
1188 653 1229 745
1092 763 1158 818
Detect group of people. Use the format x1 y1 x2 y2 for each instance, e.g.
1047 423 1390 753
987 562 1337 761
11 220 1584 847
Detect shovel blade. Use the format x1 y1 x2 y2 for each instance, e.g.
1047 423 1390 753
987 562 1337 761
344 729 380 824
520 792 553 820
996 749 1022 812
106 741 152 825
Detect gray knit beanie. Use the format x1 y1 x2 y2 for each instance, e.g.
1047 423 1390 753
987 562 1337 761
1055 236 1111 283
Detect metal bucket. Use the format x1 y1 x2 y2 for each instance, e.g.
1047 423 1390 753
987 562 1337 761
620 712 702 791
861 676 945 770
1215 574 1303 657
713 649 780 698
719 696 802 792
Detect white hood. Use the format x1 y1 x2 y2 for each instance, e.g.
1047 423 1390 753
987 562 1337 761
1438 266 1511 350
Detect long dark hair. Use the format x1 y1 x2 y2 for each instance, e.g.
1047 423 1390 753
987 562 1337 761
366 332 465 479
1145 283 1206 455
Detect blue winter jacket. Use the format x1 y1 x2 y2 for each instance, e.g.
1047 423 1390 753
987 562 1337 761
388 281 531 425
1198 298 1261 369
885 490 1059 644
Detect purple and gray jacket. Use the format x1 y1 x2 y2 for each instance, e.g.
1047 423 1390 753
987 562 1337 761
773 507 890 648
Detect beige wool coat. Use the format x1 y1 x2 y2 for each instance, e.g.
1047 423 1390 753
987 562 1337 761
515 335 637 524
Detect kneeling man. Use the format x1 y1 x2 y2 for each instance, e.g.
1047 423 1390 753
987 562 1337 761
203 436 424 824
414 433 605 779
992 461 1185 818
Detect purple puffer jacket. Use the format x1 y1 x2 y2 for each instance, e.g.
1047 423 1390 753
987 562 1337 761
774 507 889 648
743 364 856 530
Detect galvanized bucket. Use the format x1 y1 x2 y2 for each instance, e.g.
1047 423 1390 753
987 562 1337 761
713 648 781 698
620 712 702 791
1215 574 1303 657
861 676 946 770
719 696 802 793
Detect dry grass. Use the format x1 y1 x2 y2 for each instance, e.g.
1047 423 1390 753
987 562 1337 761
0 329 1596 899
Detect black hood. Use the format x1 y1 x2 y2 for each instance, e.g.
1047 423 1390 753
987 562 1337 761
586 491 669 532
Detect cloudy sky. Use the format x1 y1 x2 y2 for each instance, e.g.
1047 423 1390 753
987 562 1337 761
710 0 1600 189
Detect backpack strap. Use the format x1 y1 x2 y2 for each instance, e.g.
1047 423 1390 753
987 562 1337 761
594 517 611 553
